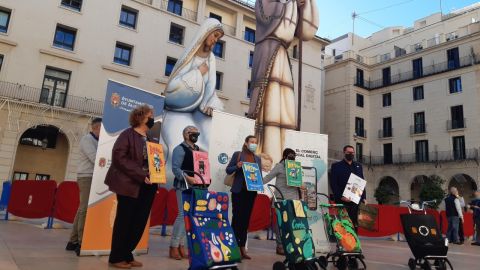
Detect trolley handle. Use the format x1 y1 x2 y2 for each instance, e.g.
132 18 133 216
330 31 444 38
182 170 208 189
267 184 285 203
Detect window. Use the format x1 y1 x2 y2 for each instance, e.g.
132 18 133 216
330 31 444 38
450 105 464 129
164 57 177 76
356 69 364 87
14 172 28 180
0 54 4 72
449 77 462 94
356 143 363 162
453 136 466 160
412 58 423 79
209 13 222 22
213 41 224 58
413 86 424 101
382 93 391 107
415 140 429 162
35 174 50 180
292 45 298 59
247 81 252 99
355 117 365 137
114 42 133 66
20 125 59 149
413 112 426 134
61 0 83 11
53 25 76 51
383 117 392 137
244 27 255 43
248 51 253 68
167 0 183 16
382 67 391 86
40 67 71 107
119 6 138 29
394 46 406 57
0 8 11 33
447 47 460 69
169 23 184 45
356 93 364 107
215 72 223 90
384 143 393 164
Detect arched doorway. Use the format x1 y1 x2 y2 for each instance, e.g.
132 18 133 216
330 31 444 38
410 175 429 202
375 176 400 205
12 125 69 181
449 174 478 200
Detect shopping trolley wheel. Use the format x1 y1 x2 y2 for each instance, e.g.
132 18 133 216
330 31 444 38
273 261 287 270
230 267 239 270
337 257 348 270
317 256 328 269
408 258 416 270
422 260 432 270
434 259 446 270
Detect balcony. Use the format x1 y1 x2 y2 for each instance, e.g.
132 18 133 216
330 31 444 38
378 128 393 139
159 0 198 21
447 118 467 130
355 129 367 138
410 124 427 135
355 55 478 90
0 80 103 115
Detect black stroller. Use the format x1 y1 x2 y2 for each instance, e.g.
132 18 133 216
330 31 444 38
400 200 453 270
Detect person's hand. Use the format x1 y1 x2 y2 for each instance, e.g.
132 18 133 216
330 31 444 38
199 62 209 75
341 196 351 203
186 175 197 185
144 177 152 185
363 199 368 205
237 161 243 168
203 106 213 116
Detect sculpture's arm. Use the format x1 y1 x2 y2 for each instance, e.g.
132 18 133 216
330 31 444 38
295 0 319 41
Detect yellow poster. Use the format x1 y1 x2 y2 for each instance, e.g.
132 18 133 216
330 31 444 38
146 142 166 184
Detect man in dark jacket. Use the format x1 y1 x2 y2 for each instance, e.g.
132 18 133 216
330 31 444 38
469 190 480 246
445 187 464 244
330 145 367 231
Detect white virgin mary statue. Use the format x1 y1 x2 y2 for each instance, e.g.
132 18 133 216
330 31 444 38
161 18 224 179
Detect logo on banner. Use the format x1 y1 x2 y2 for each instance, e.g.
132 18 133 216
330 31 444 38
111 92 121 107
218 153 229 164
99 158 107 168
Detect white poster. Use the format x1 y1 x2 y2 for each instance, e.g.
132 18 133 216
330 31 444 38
343 173 367 204
284 130 329 253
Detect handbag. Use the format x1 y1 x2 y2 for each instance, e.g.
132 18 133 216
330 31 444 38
224 152 241 187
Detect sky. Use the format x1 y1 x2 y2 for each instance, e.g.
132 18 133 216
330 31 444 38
316 0 480 40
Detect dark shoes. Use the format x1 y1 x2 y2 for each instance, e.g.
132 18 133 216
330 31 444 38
471 242 480 246
276 246 285 255
75 245 81 256
110 261 132 269
169 247 182 260
240 247 252 260
65 242 79 251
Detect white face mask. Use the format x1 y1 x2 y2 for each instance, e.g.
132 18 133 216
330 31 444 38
248 143 258 152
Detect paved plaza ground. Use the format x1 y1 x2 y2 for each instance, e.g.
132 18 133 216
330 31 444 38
0 220 478 270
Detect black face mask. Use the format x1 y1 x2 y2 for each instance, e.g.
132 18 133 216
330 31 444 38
146 117 155 129
189 133 200 143
345 153 355 161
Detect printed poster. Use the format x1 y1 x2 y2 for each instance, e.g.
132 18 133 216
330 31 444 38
301 166 318 210
286 160 303 187
147 142 166 184
342 173 367 204
193 151 211 185
242 162 264 192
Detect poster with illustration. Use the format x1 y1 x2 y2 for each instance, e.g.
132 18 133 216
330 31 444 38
146 142 166 184
193 151 211 185
285 160 303 187
343 173 367 204
242 162 264 192
301 166 318 210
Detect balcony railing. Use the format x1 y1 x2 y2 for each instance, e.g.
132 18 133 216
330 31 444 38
410 124 427 135
378 128 393 138
0 80 103 115
355 55 478 90
204 16 236 36
160 0 198 21
447 118 467 130
328 148 479 166
355 129 367 138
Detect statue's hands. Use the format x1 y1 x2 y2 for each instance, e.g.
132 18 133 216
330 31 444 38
199 62 209 75
202 106 214 116
298 0 305 7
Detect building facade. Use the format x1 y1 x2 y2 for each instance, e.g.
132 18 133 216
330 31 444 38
0 0 327 189
324 4 480 203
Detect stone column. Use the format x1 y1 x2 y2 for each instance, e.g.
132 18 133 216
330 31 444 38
197 0 207 24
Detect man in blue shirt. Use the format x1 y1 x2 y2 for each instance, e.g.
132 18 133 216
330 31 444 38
469 190 480 246
330 145 367 231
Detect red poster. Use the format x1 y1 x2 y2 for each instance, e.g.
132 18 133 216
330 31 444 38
193 151 211 185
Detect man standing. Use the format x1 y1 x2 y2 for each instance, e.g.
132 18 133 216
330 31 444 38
468 190 480 246
330 145 366 231
66 117 102 255
445 187 464 245
169 126 200 260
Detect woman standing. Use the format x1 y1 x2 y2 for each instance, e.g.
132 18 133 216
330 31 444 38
226 135 262 260
263 148 303 255
104 105 157 269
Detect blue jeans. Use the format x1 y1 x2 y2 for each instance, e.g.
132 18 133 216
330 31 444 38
447 216 460 243
170 189 186 247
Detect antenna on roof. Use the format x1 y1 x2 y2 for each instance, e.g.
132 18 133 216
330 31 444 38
352 11 357 46
440 0 443 15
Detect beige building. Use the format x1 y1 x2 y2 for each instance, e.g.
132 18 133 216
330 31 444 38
0 0 327 190
324 3 480 204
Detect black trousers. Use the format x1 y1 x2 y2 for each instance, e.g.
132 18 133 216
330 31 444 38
231 189 257 247
459 218 465 242
109 184 157 264
336 200 359 232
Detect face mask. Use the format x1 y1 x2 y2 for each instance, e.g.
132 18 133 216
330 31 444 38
248 143 257 152
189 133 200 143
287 155 296 161
146 117 155 129
345 153 354 161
